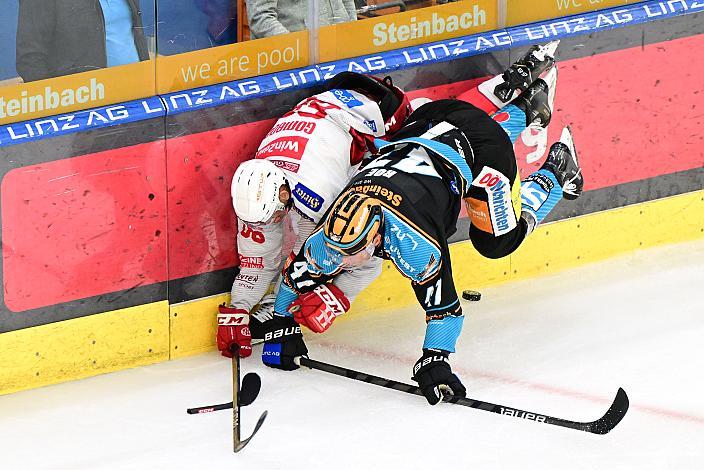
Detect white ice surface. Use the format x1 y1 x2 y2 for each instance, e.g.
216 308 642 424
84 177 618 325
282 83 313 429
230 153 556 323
2 240 703 470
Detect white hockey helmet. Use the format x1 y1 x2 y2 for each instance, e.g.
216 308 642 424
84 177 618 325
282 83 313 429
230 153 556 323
231 159 289 223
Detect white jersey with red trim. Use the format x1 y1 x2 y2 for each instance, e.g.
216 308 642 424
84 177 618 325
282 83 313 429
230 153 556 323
230 88 387 316
254 88 387 222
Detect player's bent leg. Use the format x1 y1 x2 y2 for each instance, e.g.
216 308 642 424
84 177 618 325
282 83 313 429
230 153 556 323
520 126 583 232
457 41 559 113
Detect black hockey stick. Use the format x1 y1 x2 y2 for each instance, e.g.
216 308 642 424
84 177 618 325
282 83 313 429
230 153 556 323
232 353 268 452
298 357 629 435
186 372 261 414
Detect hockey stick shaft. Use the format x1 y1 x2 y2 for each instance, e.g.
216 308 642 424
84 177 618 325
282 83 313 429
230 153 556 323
187 401 232 414
232 355 241 452
298 357 628 434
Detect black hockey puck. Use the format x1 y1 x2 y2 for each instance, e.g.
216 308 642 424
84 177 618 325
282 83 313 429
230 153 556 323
462 290 481 301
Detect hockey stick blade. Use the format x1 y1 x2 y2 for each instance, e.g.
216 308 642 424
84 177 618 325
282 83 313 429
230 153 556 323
443 386 629 434
234 410 268 453
186 372 261 414
240 372 262 406
298 357 629 435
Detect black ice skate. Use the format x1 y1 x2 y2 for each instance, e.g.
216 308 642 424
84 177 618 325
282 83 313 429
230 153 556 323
542 126 584 200
514 66 557 129
492 40 560 104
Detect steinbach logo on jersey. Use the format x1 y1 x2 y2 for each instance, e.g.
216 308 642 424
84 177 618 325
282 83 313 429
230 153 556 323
256 136 309 160
293 182 324 212
471 167 517 236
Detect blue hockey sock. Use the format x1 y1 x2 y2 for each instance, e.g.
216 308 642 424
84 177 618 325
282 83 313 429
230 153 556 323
520 169 563 225
491 104 527 144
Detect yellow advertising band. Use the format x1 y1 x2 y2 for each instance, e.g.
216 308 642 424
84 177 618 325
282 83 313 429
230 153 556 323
0 61 155 126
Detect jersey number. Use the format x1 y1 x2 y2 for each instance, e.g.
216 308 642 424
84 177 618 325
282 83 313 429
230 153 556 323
288 261 316 289
240 225 265 244
365 154 440 178
424 279 442 308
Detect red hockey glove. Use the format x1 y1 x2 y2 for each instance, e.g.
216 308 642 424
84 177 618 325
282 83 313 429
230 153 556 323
217 305 252 358
288 284 350 333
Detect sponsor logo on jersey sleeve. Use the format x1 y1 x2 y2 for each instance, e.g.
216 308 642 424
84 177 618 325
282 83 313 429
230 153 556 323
330 89 364 108
256 136 309 160
466 197 493 234
293 182 324 212
471 166 517 236
239 255 264 269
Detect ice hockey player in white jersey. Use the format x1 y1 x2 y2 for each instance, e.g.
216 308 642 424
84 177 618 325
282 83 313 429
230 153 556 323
216 72 414 358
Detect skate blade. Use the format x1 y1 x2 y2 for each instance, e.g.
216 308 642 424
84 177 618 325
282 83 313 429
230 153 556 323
543 67 558 109
559 126 576 159
534 40 560 62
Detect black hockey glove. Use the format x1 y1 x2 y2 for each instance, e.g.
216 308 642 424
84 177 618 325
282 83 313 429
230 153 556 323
261 315 308 371
412 349 466 405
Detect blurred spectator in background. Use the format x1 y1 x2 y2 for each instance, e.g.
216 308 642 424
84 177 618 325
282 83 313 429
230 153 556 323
156 0 237 55
246 0 357 39
196 0 238 46
16 0 149 83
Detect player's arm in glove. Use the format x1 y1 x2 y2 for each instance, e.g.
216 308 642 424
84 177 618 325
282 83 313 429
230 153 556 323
288 284 350 333
412 349 466 405
261 315 309 370
216 305 252 358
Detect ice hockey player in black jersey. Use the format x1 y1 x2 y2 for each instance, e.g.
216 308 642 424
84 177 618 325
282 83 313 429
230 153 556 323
260 43 583 405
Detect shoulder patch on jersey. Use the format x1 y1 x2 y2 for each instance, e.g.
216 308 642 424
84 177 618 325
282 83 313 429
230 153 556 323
471 167 516 236
293 182 324 212
330 89 364 108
